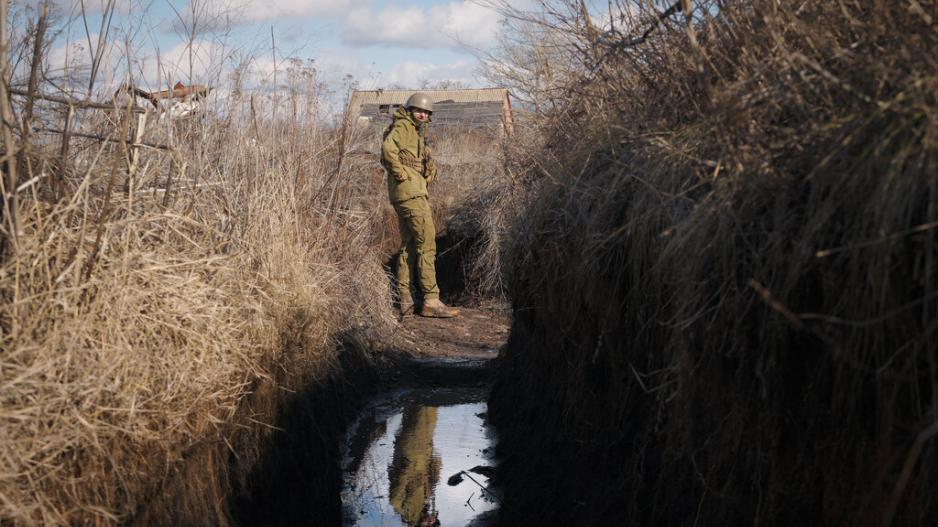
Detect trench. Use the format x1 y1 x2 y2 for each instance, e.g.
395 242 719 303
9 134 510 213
226 342 507 527
228 234 511 526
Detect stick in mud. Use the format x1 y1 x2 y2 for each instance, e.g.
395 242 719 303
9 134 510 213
447 470 501 503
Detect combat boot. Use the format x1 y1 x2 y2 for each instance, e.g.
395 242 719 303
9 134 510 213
399 291 415 317
420 298 460 318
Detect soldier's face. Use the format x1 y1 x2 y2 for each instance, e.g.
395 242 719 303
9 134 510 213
411 108 430 122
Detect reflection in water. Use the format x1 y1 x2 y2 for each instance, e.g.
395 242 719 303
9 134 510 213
388 406 441 526
341 388 496 527
346 413 389 479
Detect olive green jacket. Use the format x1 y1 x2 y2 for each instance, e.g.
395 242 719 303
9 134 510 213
382 107 432 204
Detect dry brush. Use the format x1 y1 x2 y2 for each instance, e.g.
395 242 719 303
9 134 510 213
488 1 938 525
0 57 397 524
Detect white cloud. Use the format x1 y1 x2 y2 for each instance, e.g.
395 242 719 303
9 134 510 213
341 1 502 51
15 0 145 19
237 0 352 22
383 59 480 88
134 39 228 87
45 37 93 75
435 1 503 49
167 0 353 32
39 33 132 92
302 52 482 91
36 34 230 95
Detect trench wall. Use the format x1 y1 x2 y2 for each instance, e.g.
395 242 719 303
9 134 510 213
131 330 382 526
490 147 938 527
488 2 938 526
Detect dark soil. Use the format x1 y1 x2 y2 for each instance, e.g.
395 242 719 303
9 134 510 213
393 301 509 359
384 301 510 388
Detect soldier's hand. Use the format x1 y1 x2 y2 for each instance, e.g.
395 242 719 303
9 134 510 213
425 158 438 185
394 170 407 182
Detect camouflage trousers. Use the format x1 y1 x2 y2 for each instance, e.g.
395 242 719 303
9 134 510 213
394 196 440 301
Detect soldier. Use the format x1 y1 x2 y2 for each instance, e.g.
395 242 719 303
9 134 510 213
382 92 460 318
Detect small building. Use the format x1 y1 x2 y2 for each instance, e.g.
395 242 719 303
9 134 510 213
347 88 513 134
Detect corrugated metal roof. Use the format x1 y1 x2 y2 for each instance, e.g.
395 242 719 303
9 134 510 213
347 88 514 140
349 88 508 108
360 101 506 128
347 88 511 125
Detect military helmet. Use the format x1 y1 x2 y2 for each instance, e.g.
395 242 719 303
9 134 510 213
405 92 434 113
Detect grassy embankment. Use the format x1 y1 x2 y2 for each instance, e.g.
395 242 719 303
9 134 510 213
486 1 938 525
0 76 402 522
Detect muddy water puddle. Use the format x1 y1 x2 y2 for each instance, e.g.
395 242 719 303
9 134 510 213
341 386 497 526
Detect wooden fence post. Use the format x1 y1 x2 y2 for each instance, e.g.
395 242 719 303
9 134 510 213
129 111 147 177
0 0 21 253
57 104 74 200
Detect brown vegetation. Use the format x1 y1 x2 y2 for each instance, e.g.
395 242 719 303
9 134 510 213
0 22 400 525
486 1 938 525
0 6 512 521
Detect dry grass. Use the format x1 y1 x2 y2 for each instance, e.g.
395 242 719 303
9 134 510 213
1 68 396 524
0 20 510 520
488 1 938 525
440 129 525 300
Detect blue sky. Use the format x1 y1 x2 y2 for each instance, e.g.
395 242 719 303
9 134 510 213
13 0 516 98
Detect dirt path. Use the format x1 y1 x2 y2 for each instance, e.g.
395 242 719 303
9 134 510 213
393 301 510 359
378 301 511 385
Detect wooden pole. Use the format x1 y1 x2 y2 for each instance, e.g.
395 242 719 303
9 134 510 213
128 112 147 177
1 0 22 254
23 2 49 135
9 88 147 112
57 104 74 200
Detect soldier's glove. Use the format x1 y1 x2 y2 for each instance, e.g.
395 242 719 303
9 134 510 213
397 151 422 182
425 157 438 185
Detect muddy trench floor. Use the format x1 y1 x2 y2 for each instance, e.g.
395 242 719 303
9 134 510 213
379 300 511 384
334 301 510 526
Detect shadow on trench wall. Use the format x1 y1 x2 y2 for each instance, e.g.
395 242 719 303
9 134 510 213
127 324 384 527
228 337 380 527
